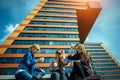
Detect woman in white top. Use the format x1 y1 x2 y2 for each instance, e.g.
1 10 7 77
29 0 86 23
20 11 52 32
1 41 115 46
49 49 69 80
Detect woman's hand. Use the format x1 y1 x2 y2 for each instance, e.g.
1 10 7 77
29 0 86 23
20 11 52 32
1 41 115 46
35 56 44 63
40 68 46 75
74 60 81 62
68 46 74 56
71 46 74 49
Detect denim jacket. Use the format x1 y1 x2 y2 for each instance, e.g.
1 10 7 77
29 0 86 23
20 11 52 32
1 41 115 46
17 50 41 76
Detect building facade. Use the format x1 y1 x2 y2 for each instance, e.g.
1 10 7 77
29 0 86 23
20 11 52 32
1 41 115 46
0 0 120 80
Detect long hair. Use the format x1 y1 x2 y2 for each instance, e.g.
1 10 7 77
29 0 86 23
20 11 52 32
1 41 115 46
56 49 65 68
75 43 87 59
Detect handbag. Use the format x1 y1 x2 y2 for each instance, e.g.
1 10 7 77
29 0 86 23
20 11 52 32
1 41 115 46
80 59 92 76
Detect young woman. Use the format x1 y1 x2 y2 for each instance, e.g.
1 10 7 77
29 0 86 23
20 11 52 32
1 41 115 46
68 43 91 80
15 44 46 80
49 49 69 80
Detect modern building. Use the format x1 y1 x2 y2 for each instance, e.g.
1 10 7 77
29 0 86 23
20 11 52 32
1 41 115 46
0 0 120 80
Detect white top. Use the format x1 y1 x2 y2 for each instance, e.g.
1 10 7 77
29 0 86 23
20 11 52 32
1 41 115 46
49 58 68 72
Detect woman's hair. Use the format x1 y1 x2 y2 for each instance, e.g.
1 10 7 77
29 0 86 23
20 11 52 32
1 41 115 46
75 43 87 59
30 44 40 51
56 49 65 68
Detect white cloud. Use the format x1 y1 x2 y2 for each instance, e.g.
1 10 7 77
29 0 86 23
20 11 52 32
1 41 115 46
85 37 90 42
0 24 19 45
0 0 40 45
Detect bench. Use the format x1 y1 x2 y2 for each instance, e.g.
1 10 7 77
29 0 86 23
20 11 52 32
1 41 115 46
0 74 100 80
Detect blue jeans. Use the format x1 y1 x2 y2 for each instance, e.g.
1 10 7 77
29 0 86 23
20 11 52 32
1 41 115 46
69 62 86 80
15 71 33 80
51 71 68 80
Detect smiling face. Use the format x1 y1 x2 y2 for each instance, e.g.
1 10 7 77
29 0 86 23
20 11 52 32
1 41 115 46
56 49 65 60
31 46 39 54
55 49 65 68
30 44 40 54
75 44 82 53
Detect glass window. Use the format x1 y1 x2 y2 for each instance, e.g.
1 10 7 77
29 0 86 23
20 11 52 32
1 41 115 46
37 12 76 16
41 7 75 11
24 26 78 32
18 33 78 38
0 68 17 75
87 49 106 52
29 21 77 26
84 43 101 46
5 48 71 54
34 16 76 20
85 47 103 49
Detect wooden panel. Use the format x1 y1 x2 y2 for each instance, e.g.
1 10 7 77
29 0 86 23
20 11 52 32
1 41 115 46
35 14 77 18
41 0 48 2
47 0 86 2
21 19 31 24
0 48 7 54
2 40 14 45
20 30 79 34
43 6 80 9
7 37 80 41
0 54 69 58
40 10 76 13
47 1 87 6
26 15 35 19
27 24 78 28
15 25 26 30
0 64 18 68
0 64 49 68
32 19 77 22
0 63 119 68
0 63 71 68
0 45 71 49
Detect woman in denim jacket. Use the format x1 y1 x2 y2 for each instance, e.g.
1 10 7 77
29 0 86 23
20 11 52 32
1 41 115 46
15 44 46 80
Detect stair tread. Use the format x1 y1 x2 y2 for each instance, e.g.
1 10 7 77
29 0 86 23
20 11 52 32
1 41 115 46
97 70 120 72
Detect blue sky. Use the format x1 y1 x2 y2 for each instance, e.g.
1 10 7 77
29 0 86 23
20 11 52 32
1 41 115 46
0 0 120 63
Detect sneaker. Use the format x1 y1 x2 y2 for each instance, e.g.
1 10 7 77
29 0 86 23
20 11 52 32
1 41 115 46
33 75 41 80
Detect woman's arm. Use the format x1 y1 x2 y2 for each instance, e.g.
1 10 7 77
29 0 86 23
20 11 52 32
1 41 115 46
35 68 46 74
68 46 74 56
23 51 35 67
49 59 55 72
85 51 91 62
68 53 77 60
68 46 77 60
35 56 44 63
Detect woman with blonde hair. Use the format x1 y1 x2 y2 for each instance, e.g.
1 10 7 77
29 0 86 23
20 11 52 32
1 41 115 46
49 49 69 80
15 44 46 80
68 43 91 80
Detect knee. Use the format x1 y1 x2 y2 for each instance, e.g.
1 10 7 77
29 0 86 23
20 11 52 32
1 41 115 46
73 62 79 66
51 72 59 77
51 72 60 80
60 71 68 76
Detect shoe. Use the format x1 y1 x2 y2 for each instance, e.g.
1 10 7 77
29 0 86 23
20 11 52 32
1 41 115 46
76 77 86 80
81 78 86 80
33 75 41 80
76 77 81 80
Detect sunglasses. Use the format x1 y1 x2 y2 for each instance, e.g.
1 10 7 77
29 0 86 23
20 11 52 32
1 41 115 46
56 52 61 54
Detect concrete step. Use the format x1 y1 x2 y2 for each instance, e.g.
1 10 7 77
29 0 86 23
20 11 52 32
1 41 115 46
0 74 100 80
101 74 120 80
96 70 120 75
95 66 120 71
